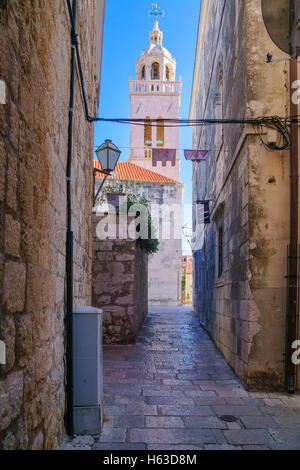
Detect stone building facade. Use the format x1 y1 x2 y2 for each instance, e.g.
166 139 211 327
94 161 183 306
128 20 182 183
0 1 105 449
190 0 294 390
182 256 193 305
126 19 183 304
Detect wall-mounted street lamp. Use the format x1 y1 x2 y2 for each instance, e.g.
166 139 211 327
93 139 121 205
182 224 193 251
96 139 121 173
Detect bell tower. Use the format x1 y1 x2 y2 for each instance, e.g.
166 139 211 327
128 9 182 181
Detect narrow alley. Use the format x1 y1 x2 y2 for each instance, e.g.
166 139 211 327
67 307 300 451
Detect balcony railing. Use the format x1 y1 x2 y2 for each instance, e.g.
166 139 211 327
129 80 181 95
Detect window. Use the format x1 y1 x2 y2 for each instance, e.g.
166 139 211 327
144 116 152 146
214 61 224 150
141 65 145 80
217 225 224 279
156 116 164 146
151 62 160 80
166 65 170 81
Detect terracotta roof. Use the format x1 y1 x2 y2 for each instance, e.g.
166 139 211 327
93 160 178 184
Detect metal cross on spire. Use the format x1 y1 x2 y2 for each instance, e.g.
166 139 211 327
148 3 165 21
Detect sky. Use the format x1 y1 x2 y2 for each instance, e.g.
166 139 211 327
94 0 201 254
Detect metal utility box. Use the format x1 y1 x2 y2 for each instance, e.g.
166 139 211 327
73 306 103 435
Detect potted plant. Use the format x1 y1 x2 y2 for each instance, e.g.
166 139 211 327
97 182 129 211
96 183 159 255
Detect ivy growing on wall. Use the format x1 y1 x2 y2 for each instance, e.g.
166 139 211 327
97 182 159 255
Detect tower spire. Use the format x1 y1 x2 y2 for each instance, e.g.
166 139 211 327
148 3 164 46
148 3 165 26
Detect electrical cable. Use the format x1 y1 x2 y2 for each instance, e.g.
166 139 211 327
66 0 295 152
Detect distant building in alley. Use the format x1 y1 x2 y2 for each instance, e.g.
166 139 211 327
95 18 184 305
0 0 105 449
182 256 193 304
190 0 297 390
94 160 183 305
128 19 183 305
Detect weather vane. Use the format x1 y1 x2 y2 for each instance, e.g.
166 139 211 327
148 3 165 21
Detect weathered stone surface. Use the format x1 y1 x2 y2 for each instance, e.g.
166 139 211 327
3 260 26 313
15 314 33 368
30 431 44 450
0 141 6 203
4 214 21 257
35 345 53 381
71 435 95 447
1 431 16 450
67 306 300 451
191 0 290 390
128 428 216 444
0 315 15 373
6 152 18 211
0 0 104 450
0 371 24 433
145 416 185 428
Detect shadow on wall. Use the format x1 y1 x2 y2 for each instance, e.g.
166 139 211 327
92 213 148 345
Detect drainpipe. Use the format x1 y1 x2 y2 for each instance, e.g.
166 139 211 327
65 0 77 436
286 0 298 394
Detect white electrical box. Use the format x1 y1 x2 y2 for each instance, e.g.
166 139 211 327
0 340 6 365
73 306 103 435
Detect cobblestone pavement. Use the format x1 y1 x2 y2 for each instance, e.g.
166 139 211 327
66 306 300 450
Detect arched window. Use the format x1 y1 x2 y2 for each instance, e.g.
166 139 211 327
214 61 223 148
144 116 152 146
156 116 164 147
151 62 160 80
141 65 145 80
166 65 170 81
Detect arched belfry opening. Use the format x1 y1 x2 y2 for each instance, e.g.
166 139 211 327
166 65 170 81
151 62 160 80
141 65 146 80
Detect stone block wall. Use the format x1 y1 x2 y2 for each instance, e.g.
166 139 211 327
0 1 101 449
191 0 290 390
92 214 148 344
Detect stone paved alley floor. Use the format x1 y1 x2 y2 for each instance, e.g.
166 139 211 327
67 306 300 450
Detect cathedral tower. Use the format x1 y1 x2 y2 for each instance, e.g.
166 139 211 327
128 19 182 181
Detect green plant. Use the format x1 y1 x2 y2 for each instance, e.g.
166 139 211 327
126 193 159 255
181 272 186 294
96 181 131 204
97 182 159 255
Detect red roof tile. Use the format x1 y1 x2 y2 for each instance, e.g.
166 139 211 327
93 160 178 184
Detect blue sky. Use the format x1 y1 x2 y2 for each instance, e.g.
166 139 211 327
94 0 201 254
